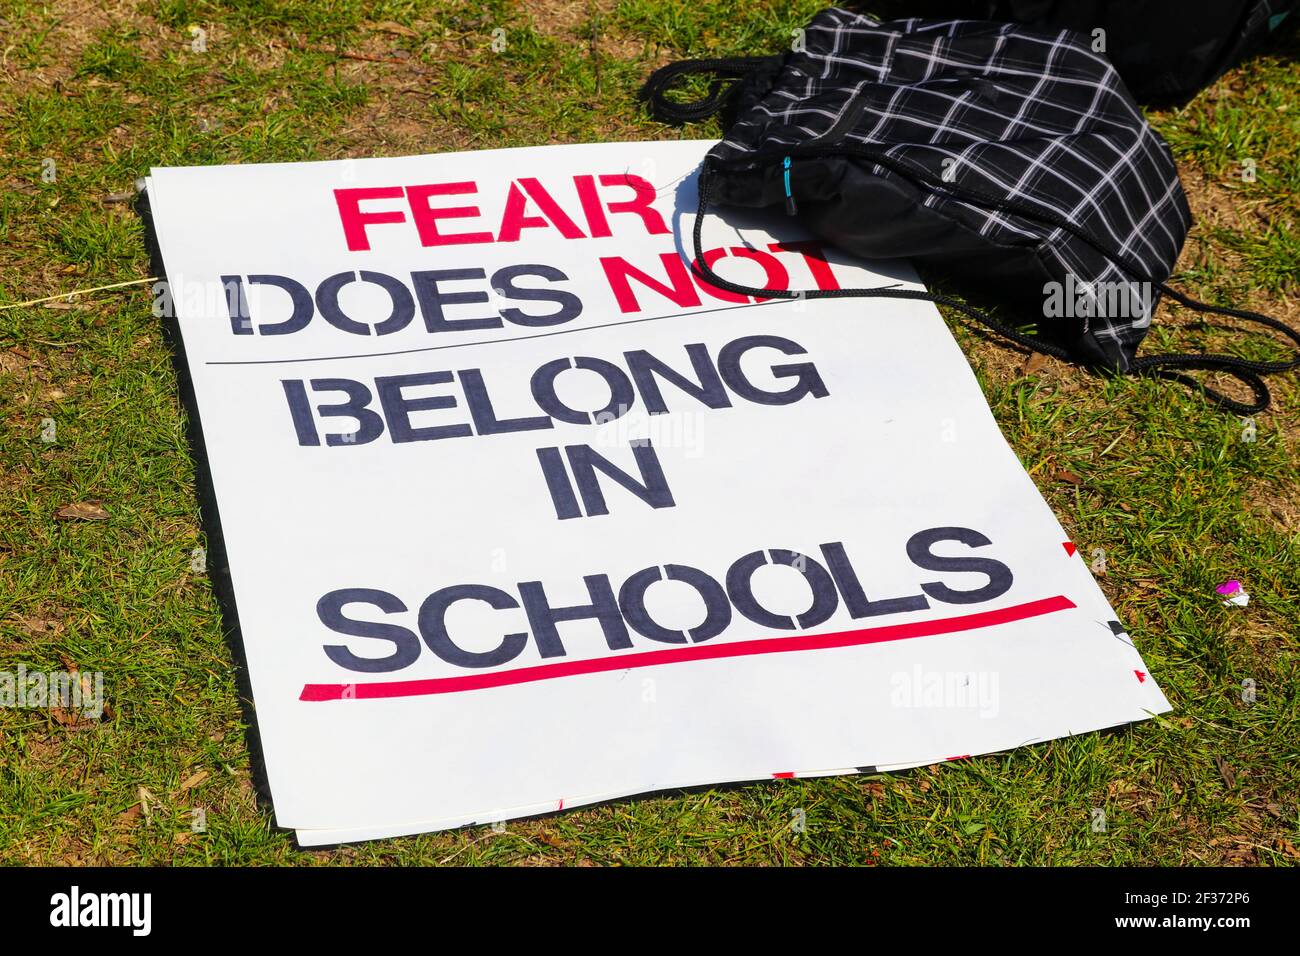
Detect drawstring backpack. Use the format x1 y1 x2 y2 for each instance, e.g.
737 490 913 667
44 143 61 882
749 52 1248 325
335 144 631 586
641 9 1300 413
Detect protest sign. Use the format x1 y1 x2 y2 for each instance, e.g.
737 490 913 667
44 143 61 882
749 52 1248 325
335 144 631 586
145 140 1169 844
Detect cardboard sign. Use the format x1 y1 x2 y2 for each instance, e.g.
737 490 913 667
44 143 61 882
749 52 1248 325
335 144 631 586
145 140 1169 845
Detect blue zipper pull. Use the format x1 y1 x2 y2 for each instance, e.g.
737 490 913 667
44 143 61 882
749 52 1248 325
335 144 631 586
783 156 797 215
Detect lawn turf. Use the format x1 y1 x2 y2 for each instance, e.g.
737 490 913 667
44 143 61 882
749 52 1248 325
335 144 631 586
0 0 1297 865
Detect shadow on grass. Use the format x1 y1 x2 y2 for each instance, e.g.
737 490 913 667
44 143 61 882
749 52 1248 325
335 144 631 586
135 188 280 831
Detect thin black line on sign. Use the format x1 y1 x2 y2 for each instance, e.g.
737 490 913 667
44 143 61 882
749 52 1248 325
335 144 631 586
203 288 903 367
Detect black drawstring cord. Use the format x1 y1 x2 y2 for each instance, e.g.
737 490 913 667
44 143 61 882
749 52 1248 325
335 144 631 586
1125 282 1300 414
639 56 783 126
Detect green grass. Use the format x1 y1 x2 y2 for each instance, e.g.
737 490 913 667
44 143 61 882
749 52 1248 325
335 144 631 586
0 0 1297 865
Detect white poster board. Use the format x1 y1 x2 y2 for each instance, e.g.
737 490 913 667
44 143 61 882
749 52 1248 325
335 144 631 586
145 140 1169 845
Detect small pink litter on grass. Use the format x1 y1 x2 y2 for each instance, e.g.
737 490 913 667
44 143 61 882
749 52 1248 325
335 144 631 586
1216 579 1250 607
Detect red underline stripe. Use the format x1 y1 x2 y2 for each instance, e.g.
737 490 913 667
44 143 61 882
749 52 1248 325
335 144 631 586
299 595 1075 702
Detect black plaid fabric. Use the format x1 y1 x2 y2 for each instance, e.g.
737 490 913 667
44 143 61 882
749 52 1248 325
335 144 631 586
706 9 1193 372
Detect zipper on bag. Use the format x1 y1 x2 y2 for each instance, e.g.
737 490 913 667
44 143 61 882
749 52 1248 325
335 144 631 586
783 155 797 215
